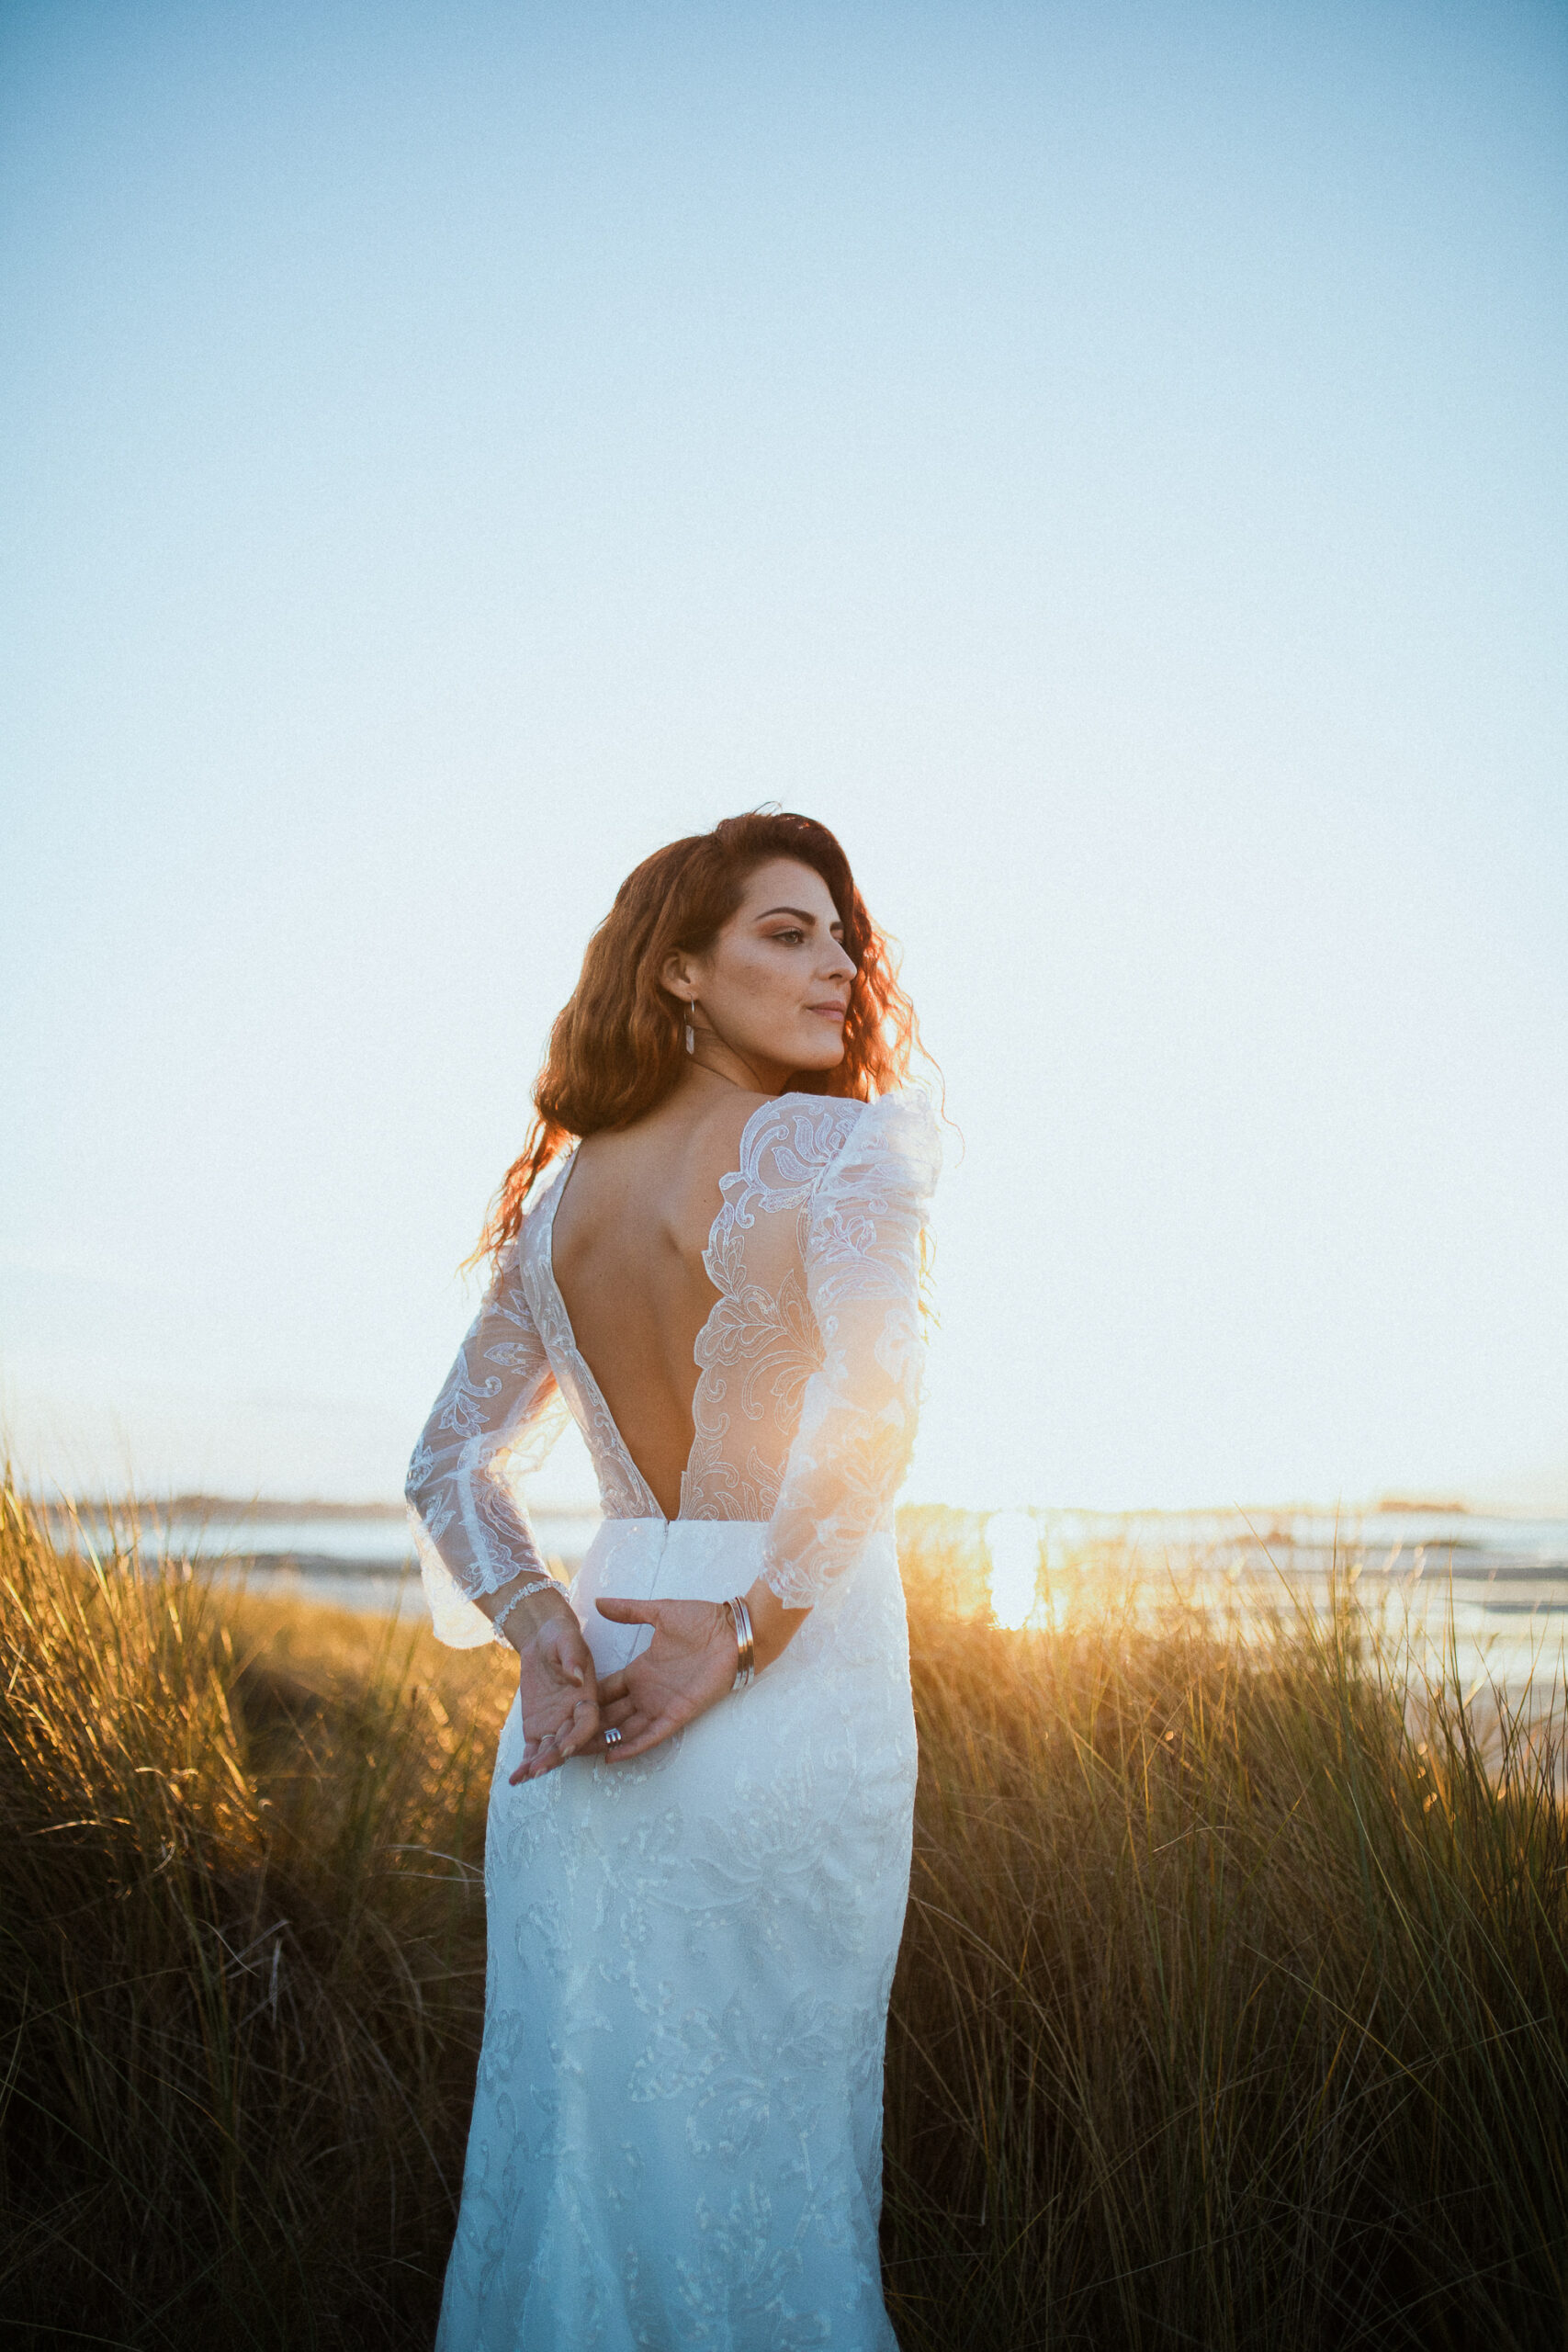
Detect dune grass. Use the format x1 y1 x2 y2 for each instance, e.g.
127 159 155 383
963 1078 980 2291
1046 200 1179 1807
3 1479 1567 2347
887 1515 1568 2348
0 1480 502 2347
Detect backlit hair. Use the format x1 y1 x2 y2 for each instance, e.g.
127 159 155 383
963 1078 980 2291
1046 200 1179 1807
470 810 922 1268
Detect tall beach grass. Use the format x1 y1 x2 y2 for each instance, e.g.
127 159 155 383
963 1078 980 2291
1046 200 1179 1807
0 1478 503 2346
3 1477 1566 2347
887 1514 1568 2348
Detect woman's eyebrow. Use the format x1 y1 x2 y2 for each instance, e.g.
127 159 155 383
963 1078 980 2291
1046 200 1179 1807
754 903 846 940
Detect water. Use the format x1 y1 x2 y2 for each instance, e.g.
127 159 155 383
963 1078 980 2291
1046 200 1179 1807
987 1505 1568 1696
43 1496 1568 1690
45 1500 603 1622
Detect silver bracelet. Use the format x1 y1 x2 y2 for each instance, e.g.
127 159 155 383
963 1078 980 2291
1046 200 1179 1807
492 1575 561 1646
725 1594 756 1690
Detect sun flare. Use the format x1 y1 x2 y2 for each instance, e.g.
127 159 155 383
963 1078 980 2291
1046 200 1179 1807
986 1510 1042 1630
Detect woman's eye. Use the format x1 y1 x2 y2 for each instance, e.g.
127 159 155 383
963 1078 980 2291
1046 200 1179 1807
771 928 807 944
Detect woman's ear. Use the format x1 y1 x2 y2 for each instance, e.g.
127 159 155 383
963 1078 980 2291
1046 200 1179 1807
660 950 695 1001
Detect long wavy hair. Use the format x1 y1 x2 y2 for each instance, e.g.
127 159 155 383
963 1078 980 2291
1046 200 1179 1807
471 810 923 1269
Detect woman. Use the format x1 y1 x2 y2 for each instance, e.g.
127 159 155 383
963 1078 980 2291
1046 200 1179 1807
407 810 940 2351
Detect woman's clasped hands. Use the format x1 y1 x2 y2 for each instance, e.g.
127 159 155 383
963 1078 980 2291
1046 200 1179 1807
508 1597 739 1786
506 1606 603 1783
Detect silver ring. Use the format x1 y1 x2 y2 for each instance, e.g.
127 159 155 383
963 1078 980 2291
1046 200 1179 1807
603 1727 623 1747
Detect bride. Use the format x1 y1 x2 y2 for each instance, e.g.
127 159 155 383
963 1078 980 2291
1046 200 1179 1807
406 809 941 2350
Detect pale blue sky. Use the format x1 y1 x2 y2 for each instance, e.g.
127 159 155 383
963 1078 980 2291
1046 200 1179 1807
3 0 1565 1510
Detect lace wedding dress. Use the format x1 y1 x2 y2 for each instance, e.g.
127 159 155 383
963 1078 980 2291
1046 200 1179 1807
406 1091 941 2351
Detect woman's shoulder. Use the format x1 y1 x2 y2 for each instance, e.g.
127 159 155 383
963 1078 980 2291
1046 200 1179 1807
775 1086 942 1207
721 1091 860 1204
513 1149 576 1270
522 1148 575 1217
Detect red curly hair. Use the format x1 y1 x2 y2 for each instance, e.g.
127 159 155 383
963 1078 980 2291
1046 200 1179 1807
472 810 922 1267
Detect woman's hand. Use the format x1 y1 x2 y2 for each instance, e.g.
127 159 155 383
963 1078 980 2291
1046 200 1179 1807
507 1607 603 1784
589 1598 739 1762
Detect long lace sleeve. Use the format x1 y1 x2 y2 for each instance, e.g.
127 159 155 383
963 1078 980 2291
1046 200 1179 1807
404 1238 570 1648
759 1092 941 1610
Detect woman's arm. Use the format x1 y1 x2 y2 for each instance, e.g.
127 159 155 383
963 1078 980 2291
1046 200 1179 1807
406 1237 604 1774
752 1091 940 1612
405 1236 566 1634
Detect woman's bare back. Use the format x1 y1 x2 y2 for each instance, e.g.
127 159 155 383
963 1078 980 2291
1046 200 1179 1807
548 1080 771 1520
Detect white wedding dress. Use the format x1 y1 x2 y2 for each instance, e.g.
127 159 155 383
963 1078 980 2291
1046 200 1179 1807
406 1090 941 2352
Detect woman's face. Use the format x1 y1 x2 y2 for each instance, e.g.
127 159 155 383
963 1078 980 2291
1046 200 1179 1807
668 858 858 1085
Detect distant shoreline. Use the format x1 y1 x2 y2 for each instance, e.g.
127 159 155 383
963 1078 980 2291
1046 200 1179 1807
37 1495 409 1522
31 1493 604 1523
30 1491 1568 1524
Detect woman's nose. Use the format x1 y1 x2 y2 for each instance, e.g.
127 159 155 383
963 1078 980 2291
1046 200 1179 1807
821 941 856 982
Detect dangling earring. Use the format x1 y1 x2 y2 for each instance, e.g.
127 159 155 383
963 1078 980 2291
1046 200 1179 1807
684 999 697 1055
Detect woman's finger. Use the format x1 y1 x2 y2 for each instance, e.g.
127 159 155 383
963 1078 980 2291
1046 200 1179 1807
584 1699 653 1749
511 1688 617 1781
559 1693 603 1746
513 1668 687 1776
593 1596 660 1626
512 1713 589 1783
581 1713 642 1756
605 1705 683 1762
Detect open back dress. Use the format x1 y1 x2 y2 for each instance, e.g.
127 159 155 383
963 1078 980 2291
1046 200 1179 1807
406 1089 941 2351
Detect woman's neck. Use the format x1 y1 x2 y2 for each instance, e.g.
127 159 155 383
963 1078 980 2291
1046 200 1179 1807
687 1035 792 1097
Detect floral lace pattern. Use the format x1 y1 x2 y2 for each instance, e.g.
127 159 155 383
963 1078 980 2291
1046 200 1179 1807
404 1238 570 1648
406 1090 940 1642
434 1520 916 2352
753 1097 938 1609
679 1098 863 1526
408 1093 941 2348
